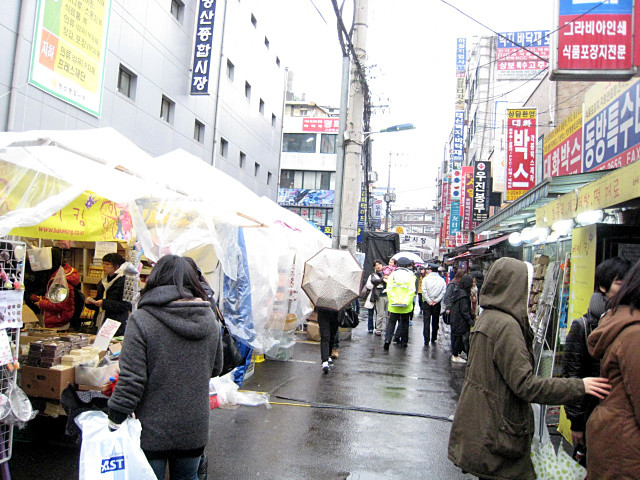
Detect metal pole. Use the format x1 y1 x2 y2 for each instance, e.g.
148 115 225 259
385 152 391 231
331 55 350 249
210 0 229 166
6 1 29 131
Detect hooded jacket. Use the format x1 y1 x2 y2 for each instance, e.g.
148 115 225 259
108 285 223 457
422 272 446 304
561 291 607 432
449 279 474 335
448 258 584 480
586 306 640 480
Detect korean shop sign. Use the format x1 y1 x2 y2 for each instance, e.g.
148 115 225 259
28 0 112 117
583 78 640 172
543 109 582 177
451 111 464 167
472 161 491 223
302 118 340 133
191 0 217 94
507 109 537 202
461 166 474 231
449 201 461 235
497 31 549 80
552 0 634 80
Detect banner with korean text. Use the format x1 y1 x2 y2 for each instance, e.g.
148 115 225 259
29 0 112 117
302 118 340 132
191 0 217 94
461 166 474 231
543 109 582 178
507 109 537 201
582 78 640 172
497 31 549 80
473 161 491 223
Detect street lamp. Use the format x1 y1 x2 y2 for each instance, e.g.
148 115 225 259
362 123 415 141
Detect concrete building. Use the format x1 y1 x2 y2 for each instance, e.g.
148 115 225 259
390 207 437 259
2 0 284 199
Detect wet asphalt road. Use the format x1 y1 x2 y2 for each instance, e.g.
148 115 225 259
10 313 475 480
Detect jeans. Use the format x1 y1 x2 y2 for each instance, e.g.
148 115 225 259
367 307 375 331
318 309 339 362
422 302 441 342
385 312 410 346
148 456 201 480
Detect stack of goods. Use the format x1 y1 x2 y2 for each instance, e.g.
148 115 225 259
39 341 72 368
59 334 91 349
25 340 46 367
528 255 550 316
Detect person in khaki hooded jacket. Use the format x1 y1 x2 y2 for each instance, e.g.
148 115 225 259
586 259 640 480
448 257 610 480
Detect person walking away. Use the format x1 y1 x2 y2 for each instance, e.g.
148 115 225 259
442 269 464 326
562 256 630 461
107 255 223 480
448 274 474 363
317 307 340 372
448 257 610 480
85 253 132 336
383 258 416 350
416 267 426 316
422 264 446 345
585 258 640 480
364 260 388 336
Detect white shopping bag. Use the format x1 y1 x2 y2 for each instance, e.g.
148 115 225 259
75 411 156 480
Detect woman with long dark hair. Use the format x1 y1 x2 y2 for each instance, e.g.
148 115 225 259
108 255 223 480
586 259 640 479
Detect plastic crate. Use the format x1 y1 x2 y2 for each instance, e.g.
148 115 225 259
265 339 295 361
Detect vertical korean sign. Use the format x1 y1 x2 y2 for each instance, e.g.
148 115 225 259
473 161 491 223
455 38 466 112
461 166 474 231
553 0 633 78
191 0 217 94
29 0 112 117
507 109 537 201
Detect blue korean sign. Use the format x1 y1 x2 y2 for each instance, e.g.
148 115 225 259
456 38 466 72
583 79 640 172
559 0 632 16
190 0 217 94
451 111 464 167
497 30 549 49
449 201 461 234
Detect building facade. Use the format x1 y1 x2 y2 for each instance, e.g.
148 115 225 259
390 208 437 259
1 0 284 199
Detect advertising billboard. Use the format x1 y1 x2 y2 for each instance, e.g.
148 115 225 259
278 189 334 207
544 109 583 177
582 78 640 172
473 161 491 223
553 0 634 79
29 0 112 117
302 118 340 132
507 109 538 201
497 31 550 80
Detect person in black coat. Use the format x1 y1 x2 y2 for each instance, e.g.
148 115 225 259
85 253 132 335
561 256 630 451
449 274 474 364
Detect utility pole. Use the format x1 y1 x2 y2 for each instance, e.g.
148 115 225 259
337 0 368 253
383 152 396 231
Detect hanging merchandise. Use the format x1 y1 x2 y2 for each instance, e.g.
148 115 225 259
27 247 52 272
47 266 69 303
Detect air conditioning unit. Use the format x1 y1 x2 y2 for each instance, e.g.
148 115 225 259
368 171 378 182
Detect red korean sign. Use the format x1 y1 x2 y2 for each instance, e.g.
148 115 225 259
442 177 450 211
507 109 537 202
461 166 474 231
302 118 339 133
543 109 582 178
553 0 634 78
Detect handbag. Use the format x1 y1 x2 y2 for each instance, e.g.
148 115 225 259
359 284 370 302
339 307 359 329
214 304 244 376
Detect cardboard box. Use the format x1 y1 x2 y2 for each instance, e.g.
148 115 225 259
20 365 75 400
306 320 320 341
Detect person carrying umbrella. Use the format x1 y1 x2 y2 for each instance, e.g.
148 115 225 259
383 257 417 350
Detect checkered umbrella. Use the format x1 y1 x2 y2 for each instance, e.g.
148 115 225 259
301 248 363 311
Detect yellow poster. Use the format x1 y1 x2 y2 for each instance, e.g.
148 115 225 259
569 225 597 321
11 192 133 242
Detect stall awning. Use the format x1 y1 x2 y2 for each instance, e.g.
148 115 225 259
536 160 640 227
473 172 608 235
468 234 510 254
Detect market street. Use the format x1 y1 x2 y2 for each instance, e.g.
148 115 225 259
11 313 474 480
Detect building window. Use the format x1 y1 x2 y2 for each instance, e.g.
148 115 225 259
170 0 183 21
280 170 295 188
160 95 174 123
259 98 265 115
276 56 281 67
320 134 337 154
264 36 270 49
271 113 276 127
239 151 246 168
117 65 136 99
279 170 335 190
251 13 257 28
219 137 228 158
300 109 308 116
254 162 260 176
283 133 316 153
194 120 205 143
226 59 234 81
267 171 272 185
245 81 251 100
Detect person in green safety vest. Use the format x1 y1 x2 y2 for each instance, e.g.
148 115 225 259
383 257 417 350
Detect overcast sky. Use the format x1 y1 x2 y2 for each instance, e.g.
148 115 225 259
264 0 555 207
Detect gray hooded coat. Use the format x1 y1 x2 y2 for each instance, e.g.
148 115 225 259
448 257 584 480
108 285 223 456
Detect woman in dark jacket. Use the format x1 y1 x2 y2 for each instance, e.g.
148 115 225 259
108 255 223 480
442 269 464 324
85 253 131 335
449 274 474 364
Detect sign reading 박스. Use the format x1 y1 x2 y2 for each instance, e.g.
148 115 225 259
29 0 112 117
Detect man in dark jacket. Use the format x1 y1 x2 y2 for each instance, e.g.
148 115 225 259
562 256 630 450
86 253 132 335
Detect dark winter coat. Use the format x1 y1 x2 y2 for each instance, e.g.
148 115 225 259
108 285 223 457
85 274 131 335
586 306 640 479
449 285 473 335
561 291 606 432
448 257 584 480
442 280 457 310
